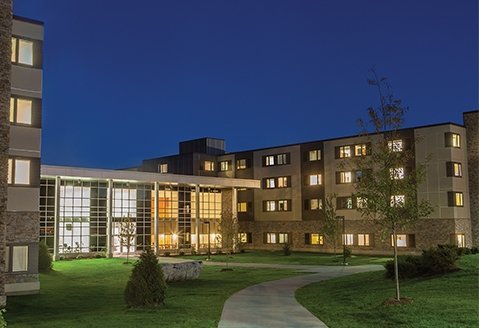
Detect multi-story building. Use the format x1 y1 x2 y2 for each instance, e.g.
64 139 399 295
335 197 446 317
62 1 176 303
5 16 43 296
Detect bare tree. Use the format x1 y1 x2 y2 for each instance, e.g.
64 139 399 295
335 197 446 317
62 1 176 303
118 215 136 264
322 193 340 256
218 208 239 270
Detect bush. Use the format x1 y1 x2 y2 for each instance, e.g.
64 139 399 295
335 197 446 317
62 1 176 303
470 246 479 254
191 250 197 256
38 242 53 273
163 252 170 257
282 243 291 256
343 247 352 259
384 255 422 279
124 249 167 308
421 246 459 275
0 308 6 328
178 251 185 256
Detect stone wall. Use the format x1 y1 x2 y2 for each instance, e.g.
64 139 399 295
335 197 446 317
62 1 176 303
464 111 479 246
6 212 39 244
0 0 13 307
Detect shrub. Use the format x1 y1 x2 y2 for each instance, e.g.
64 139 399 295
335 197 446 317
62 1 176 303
163 252 170 257
38 242 52 273
470 246 479 254
343 247 352 259
124 249 167 308
282 243 291 256
0 308 6 328
384 255 422 279
216 250 224 255
178 251 185 256
191 250 197 256
421 246 459 275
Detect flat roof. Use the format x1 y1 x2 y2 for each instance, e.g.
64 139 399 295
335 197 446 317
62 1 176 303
41 165 260 189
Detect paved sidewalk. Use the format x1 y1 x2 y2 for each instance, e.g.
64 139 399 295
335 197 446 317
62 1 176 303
218 264 383 328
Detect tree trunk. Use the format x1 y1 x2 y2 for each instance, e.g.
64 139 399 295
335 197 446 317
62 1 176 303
392 226 400 300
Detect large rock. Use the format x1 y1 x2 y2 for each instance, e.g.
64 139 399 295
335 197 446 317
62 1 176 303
161 261 202 282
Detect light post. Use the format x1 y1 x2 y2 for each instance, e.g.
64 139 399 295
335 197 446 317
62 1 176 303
204 221 211 260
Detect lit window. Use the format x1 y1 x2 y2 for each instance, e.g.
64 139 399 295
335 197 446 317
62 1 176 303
204 161 215 171
265 178 275 189
11 37 34 66
237 202 248 213
309 198 322 210
278 233 289 244
311 233 324 245
12 246 28 272
220 161 229 171
265 155 275 166
358 234 370 246
452 133 461 148
338 197 353 209
309 174 322 186
265 201 276 212
388 139 403 152
309 150 321 161
455 192 464 207
343 234 354 246
277 153 288 165
390 195 405 207
8 158 31 185
356 197 367 208
455 234 465 248
390 167 405 180
339 146 351 158
266 233 277 244
447 162 462 177
277 176 289 188
236 159 247 169
11 37 16 62
9 97 33 125
354 144 367 156
338 171 352 184
392 234 408 247
159 163 168 173
238 232 251 244
278 200 289 211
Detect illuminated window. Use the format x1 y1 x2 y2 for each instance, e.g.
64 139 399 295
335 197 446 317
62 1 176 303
9 97 33 125
358 234 370 246
11 37 33 66
455 234 465 248
8 158 31 185
343 234 354 246
278 200 289 211
391 234 411 247
354 144 367 156
356 197 367 208
265 200 276 212
264 153 289 166
390 195 405 207
337 197 353 209
159 163 168 173
311 233 323 245
278 233 289 244
277 176 289 188
309 174 322 186
236 159 247 169
238 232 252 244
308 198 322 210
388 139 403 152
220 161 230 171
237 202 248 213
265 178 275 189
339 146 351 158
447 162 462 177
308 150 321 161
264 200 290 212
266 233 277 244
203 161 215 171
265 155 275 166
338 171 352 184
12 246 28 272
390 167 405 180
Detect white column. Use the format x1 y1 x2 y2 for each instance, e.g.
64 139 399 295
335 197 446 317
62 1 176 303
154 182 159 255
53 176 61 261
106 179 113 258
195 184 200 251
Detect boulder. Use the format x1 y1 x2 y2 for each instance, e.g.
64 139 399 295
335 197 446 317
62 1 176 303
161 261 202 282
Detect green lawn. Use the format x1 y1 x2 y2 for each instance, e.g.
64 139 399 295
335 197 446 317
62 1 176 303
7 258 298 328
181 250 391 266
296 254 479 328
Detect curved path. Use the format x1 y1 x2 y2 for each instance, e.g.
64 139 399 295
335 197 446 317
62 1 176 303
217 264 383 328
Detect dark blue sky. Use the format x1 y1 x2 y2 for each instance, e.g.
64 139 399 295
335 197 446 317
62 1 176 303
13 0 478 169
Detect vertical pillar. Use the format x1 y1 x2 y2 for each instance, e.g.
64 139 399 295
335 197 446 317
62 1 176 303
195 184 200 251
154 182 159 255
232 187 238 219
53 176 61 261
106 179 113 258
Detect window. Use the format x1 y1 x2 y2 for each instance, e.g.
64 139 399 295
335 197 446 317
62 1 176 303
306 198 322 210
266 233 277 244
356 197 367 208
278 200 289 211
203 161 215 171
448 192 464 207
308 150 321 161
391 234 415 248
264 153 289 166
264 200 290 212
390 167 405 180
219 161 230 171
455 234 465 248
264 177 289 189
337 197 353 209
11 37 33 66
12 245 28 272
265 155 275 166
343 234 354 246
337 171 352 184
305 233 324 245
159 163 168 173
278 233 289 244
388 139 403 152
446 162 462 177
445 133 461 148
265 232 289 244
265 200 276 212
390 195 405 207
357 234 370 246
8 158 31 185
339 146 351 158
10 97 33 125
354 144 367 156
355 170 363 182
237 202 248 213
308 174 322 186
265 178 275 189
238 232 252 244
277 176 289 188
236 159 247 169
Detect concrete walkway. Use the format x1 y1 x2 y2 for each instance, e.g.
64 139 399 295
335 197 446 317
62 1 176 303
217 264 383 328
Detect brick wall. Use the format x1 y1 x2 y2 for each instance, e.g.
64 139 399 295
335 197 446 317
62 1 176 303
464 111 479 246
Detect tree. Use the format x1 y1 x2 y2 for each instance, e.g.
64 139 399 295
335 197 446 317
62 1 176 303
118 215 136 264
354 68 432 301
124 249 167 308
38 241 53 273
322 193 340 256
218 208 239 270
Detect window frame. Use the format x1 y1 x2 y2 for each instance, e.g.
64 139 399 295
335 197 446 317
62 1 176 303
8 157 31 185
236 159 247 170
11 36 35 66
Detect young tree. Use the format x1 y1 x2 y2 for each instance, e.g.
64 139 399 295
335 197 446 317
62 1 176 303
118 215 136 264
354 69 432 301
322 193 340 256
218 208 239 269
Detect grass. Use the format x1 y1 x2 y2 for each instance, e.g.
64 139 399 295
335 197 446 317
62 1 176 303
296 254 479 328
181 250 391 266
6 258 298 328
